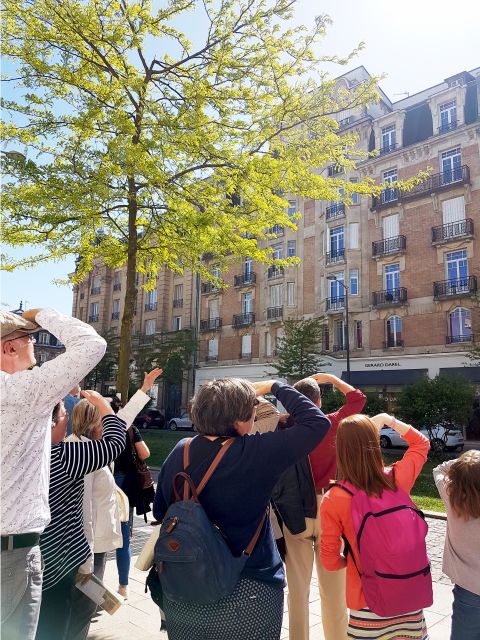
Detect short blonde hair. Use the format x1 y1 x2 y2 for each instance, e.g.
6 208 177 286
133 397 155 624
72 399 100 439
445 450 480 520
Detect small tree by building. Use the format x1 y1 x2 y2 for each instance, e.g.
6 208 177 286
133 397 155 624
272 318 327 383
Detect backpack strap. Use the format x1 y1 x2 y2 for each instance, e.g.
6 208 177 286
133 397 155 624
242 509 267 557
325 482 361 576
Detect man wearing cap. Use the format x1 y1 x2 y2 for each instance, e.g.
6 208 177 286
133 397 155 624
0 308 106 640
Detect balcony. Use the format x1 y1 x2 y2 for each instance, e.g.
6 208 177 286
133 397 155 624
201 282 220 294
383 339 404 349
438 120 457 134
90 287 101 295
446 334 474 345
431 218 474 244
173 298 183 308
397 165 470 204
88 314 99 323
372 287 408 307
200 318 222 332
332 343 346 352
233 312 255 328
113 283 121 291
325 249 345 265
326 297 345 312
267 306 283 320
379 142 398 156
205 354 218 362
268 266 284 279
372 235 406 258
326 203 346 222
111 311 120 320
433 276 477 300
371 188 399 210
234 273 256 287
145 302 157 312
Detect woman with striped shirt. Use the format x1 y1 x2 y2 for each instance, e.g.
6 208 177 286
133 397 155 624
35 390 126 640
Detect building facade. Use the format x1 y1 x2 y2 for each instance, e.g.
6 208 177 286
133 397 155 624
71 66 480 411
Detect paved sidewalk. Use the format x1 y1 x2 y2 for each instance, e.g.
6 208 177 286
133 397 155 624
87 516 454 640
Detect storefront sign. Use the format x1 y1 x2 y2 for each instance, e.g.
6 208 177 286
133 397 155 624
364 361 402 368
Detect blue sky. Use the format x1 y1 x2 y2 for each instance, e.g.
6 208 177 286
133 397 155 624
2 0 479 315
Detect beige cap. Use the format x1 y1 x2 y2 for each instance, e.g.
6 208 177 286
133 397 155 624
0 311 40 339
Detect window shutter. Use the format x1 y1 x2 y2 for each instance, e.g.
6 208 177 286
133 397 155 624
349 223 359 249
382 214 399 239
442 196 465 224
209 299 219 319
241 334 252 354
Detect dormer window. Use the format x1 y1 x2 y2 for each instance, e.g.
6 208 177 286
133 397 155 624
439 100 457 134
380 125 396 155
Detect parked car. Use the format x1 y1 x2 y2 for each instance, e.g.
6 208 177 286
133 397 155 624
380 423 464 452
167 412 194 431
134 408 165 430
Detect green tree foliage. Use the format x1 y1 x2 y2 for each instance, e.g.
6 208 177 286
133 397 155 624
132 329 196 388
395 374 475 429
83 328 119 392
272 317 326 382
2 0 424 399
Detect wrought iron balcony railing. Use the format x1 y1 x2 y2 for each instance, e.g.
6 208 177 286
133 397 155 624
371 287 408 307
111 311 120 320
173 298 183 308
233 312 255 328
383 339 404 349
201 282 220 294
200 318 222 332
234 273 256 287
268 266 284 279
431 218 474 243
326 297 345 312
145 302 157 312
446 334 474 344
113 283 121 291
372 235 406 257
267 306 283 320
325 249 345 265
438 120 457 134
88 314 99 322
379 142 398 155
90 287 101 295
326 203 346 221
433 276 477 300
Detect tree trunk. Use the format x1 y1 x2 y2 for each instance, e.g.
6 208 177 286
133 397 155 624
117 176 138 401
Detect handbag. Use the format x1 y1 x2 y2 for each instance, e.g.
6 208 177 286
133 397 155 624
128 428 154 490
115 485 130 523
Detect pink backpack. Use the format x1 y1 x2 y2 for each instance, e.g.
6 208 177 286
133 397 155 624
334 475 433 617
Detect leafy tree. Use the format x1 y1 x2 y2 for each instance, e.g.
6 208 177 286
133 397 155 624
83 328 119 392
395 374 474 431
318 388 385 415
272 317 327 383
2 0 420 399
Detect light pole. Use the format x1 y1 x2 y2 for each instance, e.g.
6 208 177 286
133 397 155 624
326 274 350 384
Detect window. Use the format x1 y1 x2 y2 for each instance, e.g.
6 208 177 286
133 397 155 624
112 299 120 313
329 226 345 256
350 178 360 205
449 308 472 342
386 316 402 347
113 271 121 290
38 331 49 345
270 284 283 308
354 321 362 349
208 298 219 320
91 275 101 294
381 124 396 153
242 291 253 314
39 353 48 364
439 100 457 132
147 289 157 305
441 148 461 184
384 263 400 292
173 316 182 331
287 200 297 218
349 269 359 296
328 164 342 177
207 337 218 359
174 284 183 302
89 302 99 321
241 334 252 357
145 319 156 335
329 271 345 301
272 242 283 260
212 264 221 280
445 250 469 293
287 282 296 306
382 169 398 203
349 223 359 249
334 319 346 350
287 240 296 257
244 258 253 279
382 213 399 239
442 196 465 224
265 331 272 356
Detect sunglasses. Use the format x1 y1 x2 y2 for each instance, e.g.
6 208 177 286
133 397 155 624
6 334 36 344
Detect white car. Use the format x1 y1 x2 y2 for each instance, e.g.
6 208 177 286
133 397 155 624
380 424 464 453
167 412 194 431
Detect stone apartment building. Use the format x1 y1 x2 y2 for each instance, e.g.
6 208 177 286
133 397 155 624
71 66 480 412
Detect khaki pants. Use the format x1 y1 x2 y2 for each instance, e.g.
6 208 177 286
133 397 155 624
284 496 347 640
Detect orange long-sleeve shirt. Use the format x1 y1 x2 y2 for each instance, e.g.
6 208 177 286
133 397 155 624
320 426 430 610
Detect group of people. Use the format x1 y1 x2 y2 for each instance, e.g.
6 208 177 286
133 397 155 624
1 307 479 640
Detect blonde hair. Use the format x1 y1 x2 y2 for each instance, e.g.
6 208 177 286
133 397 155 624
72 399 100 439
445 450 480 520
336 414 396 497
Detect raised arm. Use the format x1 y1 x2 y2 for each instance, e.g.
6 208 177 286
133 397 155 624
117 368 163 428
310 373 366 421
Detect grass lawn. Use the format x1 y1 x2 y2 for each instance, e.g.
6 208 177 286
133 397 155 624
384 454 445 513
142 430 187 468
141 433 446 514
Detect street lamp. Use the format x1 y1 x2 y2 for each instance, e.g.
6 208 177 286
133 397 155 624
326 274 350 384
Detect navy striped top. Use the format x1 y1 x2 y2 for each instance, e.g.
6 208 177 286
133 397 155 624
40 414 126 590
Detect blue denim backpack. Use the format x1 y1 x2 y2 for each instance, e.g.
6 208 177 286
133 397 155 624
154 437 266 604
